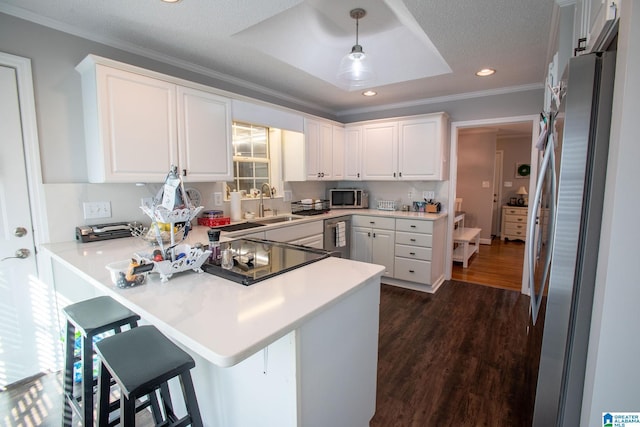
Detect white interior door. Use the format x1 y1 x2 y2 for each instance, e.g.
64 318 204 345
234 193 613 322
491 150 504 237
0 63 55 388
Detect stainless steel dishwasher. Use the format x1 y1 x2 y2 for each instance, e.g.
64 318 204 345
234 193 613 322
324 216 351 258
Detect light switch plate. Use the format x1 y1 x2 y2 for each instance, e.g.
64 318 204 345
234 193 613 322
423 191 435 200
83 201 111 219
284 191 292 202
214 192 222 206
482 181 491 188
504 181 513 188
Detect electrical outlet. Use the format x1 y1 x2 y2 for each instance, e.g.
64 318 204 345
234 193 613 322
408 191 413 200
83 201 111 219
214 192 222 206
284 191 292 202
423 191 435 200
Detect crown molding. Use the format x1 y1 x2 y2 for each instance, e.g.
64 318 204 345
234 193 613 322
335 83 544 117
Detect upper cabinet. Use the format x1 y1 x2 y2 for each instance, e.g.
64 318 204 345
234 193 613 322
76 55 232 183
283 117 344 181
360 112 449 181
344 125 362 180
573 0 619 55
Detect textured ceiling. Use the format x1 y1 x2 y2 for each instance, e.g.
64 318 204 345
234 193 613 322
0 0 555 116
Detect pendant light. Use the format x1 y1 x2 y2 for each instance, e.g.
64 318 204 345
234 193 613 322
337 8 374 88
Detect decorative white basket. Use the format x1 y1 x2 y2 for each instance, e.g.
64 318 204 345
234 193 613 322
135 244 211 282
140 205 203 224
377 200 397 211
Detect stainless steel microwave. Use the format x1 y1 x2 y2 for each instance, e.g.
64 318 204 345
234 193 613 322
329 189 368 209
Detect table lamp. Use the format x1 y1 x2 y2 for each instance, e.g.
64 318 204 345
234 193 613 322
516 186 528 206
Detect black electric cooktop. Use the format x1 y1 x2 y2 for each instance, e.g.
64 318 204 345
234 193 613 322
202 238 331 286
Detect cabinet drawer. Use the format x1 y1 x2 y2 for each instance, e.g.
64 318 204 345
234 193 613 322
395 231 432 247
394 257 431 284
504 223 527 234
352 215 395 230
395 218 433 233
504 215 527 224
265 221 323 242
395 244 432 261
503 207 528 217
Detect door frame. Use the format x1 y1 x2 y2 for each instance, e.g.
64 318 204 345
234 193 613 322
446 115 539 295
492 150 504 238
0 52 48 250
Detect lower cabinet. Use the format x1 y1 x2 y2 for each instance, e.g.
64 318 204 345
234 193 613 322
351 216 395 277
391 217 446 293
265 220 324 248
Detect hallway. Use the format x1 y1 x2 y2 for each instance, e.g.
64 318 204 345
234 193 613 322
452 238 526 291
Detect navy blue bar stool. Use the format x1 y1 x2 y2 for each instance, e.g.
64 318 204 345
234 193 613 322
95 325 203 427
62 296 140 426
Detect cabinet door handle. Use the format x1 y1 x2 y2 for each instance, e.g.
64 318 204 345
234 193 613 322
410 238 416 242
182 169 187 176
409 252 416 255
369 221 375 224
399 172 402 177
410 225 416 228
373 232 376 238
393 172 396 177
367 232 371 237
321 172 325 177
409 270 415 273
357 173 360 178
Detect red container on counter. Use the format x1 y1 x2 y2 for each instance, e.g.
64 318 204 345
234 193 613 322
197 217 231 227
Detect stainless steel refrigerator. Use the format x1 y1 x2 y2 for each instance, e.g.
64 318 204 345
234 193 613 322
528 51 617 426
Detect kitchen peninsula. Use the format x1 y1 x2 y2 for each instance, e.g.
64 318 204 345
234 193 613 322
42 227 384 427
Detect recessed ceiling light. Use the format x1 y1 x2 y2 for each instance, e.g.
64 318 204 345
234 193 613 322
161 0 182 3
362 90 377 97
476 68 496 77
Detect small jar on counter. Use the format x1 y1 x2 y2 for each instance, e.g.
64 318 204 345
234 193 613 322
207 229 221 265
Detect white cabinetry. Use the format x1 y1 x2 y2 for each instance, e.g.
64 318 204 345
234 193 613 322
76 55 232 183
284 118 344 181
501 206 528 241
392 218 446 291
351 216 395 277
344 125 362 180
361 122 398 180
265 220 324 249
360 113 448 181
574 0 619 55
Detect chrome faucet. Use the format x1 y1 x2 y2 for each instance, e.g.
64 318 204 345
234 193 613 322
259 183 273 217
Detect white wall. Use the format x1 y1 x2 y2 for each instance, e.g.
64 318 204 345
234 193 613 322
497 135 532 207
581 1 640 424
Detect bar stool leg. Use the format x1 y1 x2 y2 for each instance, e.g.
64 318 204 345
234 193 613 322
82 333 94 425
97 361 111 427
62 322 75 427
121 395 136 427
159 382 175 421
149 390 163 424
180 372 203 427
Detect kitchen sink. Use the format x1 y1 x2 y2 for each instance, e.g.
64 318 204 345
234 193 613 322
254 215 303 225
216 222 266 232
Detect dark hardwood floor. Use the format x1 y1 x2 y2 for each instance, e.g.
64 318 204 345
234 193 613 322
452 238 526 291
371 282 540 427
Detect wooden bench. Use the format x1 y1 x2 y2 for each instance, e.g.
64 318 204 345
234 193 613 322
452 227 481 268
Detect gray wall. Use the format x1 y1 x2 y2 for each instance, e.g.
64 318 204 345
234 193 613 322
497 135 532 207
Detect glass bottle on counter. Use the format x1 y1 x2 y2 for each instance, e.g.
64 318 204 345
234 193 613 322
207 229 221 265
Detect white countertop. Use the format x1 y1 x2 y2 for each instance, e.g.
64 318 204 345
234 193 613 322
41 229 384 368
